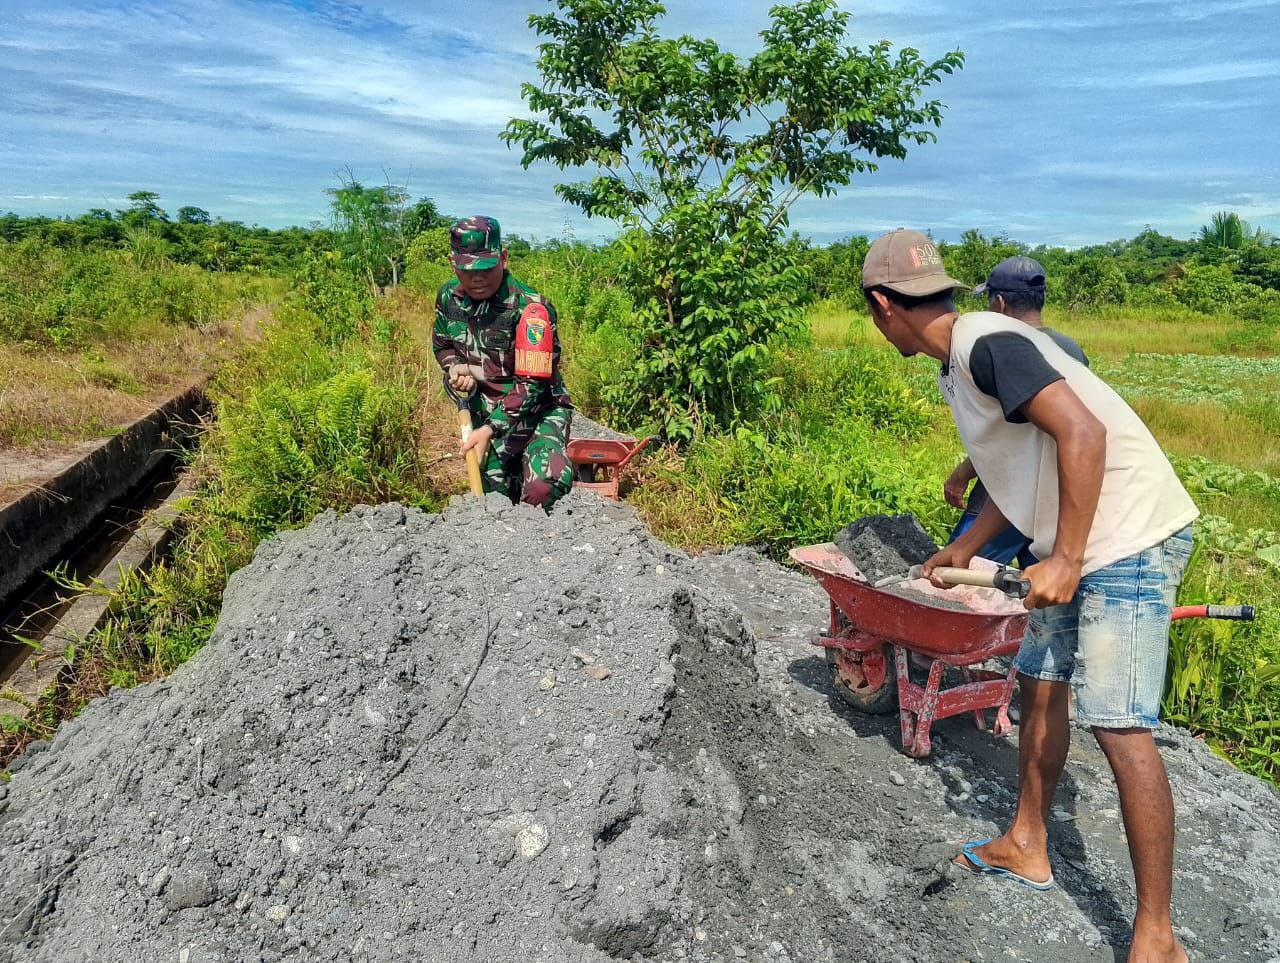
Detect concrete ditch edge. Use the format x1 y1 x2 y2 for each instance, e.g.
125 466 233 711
0 384 208 605
0 475 193 723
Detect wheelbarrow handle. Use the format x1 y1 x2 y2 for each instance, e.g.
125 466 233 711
1172 604 1255 622
616 434 659 471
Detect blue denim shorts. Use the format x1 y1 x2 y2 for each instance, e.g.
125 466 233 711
1014 525 1195 729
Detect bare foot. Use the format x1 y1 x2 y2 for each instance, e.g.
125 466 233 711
1127 922 1188 963
953 832 1053 885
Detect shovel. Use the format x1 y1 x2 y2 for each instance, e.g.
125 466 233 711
443 375 485 497
874 564 1031 600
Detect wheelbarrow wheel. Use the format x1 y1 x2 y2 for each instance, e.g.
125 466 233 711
826 645 897 714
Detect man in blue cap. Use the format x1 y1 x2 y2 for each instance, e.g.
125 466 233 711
943 256 1089 566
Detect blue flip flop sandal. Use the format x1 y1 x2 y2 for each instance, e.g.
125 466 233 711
958 838 1055 891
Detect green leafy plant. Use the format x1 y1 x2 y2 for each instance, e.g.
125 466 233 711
504 0 962 439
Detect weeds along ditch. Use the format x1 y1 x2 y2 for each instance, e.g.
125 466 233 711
4 245 1279 786
0 254 446 763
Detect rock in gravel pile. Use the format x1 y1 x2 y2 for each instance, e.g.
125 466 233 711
833 514 937 584
3 493 1280 963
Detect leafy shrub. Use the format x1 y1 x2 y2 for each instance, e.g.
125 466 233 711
1171 263 1258 314
1235 288 1280 323
403 229 454 295
217 368 419 531
1165 532 1280 781
632 339 955 554
561 319 640 420
1062 256 1129 308
286 251 379 346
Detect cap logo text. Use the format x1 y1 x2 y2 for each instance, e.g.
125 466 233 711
910 243 942 269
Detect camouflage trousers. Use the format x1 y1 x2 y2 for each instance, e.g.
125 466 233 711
476 406 574 511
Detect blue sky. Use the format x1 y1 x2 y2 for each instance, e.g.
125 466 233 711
2 0 1278 246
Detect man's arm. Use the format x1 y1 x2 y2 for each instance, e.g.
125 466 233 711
944 457 977 509
432 288 467 372
922 497 1011 581
1019 380 1106 609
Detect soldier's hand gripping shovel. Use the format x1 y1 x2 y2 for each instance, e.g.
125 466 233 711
443 373 485 497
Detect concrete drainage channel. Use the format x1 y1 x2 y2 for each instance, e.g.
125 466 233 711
0 386 208 720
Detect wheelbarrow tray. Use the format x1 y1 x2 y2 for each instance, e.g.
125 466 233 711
791 542 1030 757
566 415 657 502
566 437 640 463
789 543 1027 657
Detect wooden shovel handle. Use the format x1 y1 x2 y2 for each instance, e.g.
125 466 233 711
932 565 1030 599
458 409 484 497
931 566 999 587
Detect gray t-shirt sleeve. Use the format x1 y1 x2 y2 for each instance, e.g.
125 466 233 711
1044 328 1089 367
968 332 1064 423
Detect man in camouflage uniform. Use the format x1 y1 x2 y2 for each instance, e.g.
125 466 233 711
432 215 574 510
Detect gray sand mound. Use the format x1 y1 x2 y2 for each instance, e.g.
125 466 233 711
0 494 894 963
569 413 634 442
2 494 1279 962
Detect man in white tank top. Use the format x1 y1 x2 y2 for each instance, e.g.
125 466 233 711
860 229 1196 963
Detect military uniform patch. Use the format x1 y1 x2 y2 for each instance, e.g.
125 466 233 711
515 302 554 379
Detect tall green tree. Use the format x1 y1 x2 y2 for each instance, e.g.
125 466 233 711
326 175 411 288
941 229 1022 290
1199 211 1272 264
177 205 212 225
402 197 449 238
504 0 962 438
121 190 167 226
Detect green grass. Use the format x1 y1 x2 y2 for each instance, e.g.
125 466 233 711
0 238 283 454
0 238 272 349
809 297 1280 357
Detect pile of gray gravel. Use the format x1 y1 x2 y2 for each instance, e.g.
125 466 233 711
3 492 1278 963
569 412 636 442
0 494 882 962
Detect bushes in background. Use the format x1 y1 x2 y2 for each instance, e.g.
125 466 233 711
0 238 266 348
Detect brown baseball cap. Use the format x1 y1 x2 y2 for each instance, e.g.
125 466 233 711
861 228 966 297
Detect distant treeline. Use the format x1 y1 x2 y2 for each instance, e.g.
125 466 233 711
809 214 1280 320
0 191 340 275
5 193 1278 321
0 188 532 282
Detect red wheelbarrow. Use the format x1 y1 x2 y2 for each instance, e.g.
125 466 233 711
567 416 657 502
791 543 1027 758
789 542 1254 758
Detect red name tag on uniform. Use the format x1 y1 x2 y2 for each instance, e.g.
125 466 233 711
515 302 553 379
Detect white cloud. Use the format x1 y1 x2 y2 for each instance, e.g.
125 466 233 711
0 0 1276 244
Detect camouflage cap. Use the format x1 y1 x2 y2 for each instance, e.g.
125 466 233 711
861 228 965 297
450 215 503 271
